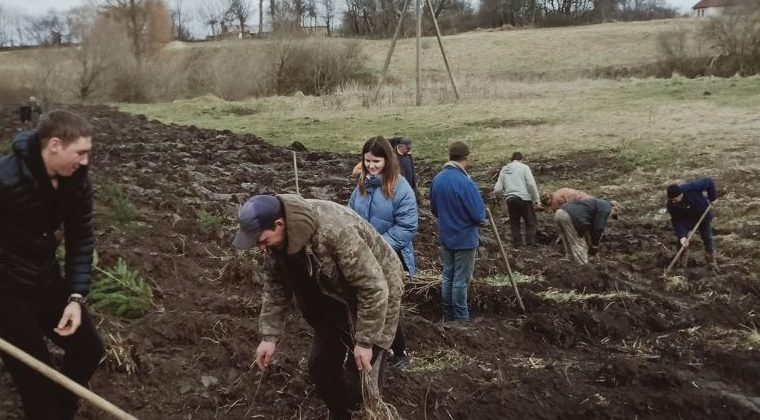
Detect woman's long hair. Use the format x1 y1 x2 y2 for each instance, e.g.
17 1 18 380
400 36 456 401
358 136 400 199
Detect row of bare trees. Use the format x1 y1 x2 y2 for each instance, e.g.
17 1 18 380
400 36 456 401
478 0 675 29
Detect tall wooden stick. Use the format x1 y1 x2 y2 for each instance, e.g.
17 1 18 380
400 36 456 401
373 0 412 104
415 0 422 106
0 337 138 420
292 150 300 195
425 0 459 100
486 208 526 312
663 203 712 277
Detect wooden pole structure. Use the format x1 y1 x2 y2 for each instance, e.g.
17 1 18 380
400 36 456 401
415 0 422 106
292 150 300 195
424 0 459 100
0 337 138 420
372 0 412 104
663 203 712 277
486 208 526 312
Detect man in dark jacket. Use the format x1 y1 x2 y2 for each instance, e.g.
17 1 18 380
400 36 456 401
389 136 416 192
666 177 717 269
0 110 104 420
555 198 622 264
233 194 403 420
430 141 486 321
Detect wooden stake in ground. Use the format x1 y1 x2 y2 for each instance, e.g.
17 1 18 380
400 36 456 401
0 337 137 420
292 150 300 195
372 0 459 105
486 208 526 312
663 203 712 277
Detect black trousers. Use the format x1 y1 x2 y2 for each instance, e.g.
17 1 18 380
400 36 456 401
506 197 537 247
0 290 104 420
390 250 407 356
308 326 387 420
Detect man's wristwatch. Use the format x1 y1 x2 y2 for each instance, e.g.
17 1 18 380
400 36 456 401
67 295 88 306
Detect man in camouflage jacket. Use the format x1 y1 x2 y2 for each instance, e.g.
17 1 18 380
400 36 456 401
233 194 403 420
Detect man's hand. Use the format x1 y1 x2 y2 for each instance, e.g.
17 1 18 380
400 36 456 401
353 344 373 372
680 237 689 248
255 340 277 369
54 302 82 336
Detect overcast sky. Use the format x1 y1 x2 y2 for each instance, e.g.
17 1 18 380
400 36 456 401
0 0 701 17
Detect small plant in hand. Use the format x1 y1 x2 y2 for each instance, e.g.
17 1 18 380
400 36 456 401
90 255 154 319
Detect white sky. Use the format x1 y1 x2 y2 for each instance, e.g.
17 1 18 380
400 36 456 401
0 0 700 16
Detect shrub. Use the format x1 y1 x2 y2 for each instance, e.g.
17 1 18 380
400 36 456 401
101 181 138 226
91 257 154 319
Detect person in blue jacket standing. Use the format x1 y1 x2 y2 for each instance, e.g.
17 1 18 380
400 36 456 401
430 141 486 322
349 136 418 368
666 177 718 269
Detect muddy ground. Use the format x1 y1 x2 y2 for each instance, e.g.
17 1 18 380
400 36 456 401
1 105 760 419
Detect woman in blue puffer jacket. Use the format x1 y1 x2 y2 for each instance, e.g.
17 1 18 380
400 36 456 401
349 136 418 368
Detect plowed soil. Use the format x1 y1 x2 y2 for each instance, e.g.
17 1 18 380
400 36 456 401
1 105 759 420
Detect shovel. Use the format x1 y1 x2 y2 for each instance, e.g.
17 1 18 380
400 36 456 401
663 203 712 278
486 208 526 312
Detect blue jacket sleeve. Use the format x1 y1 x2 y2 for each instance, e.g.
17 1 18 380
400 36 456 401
348 187 358 211
461 179 486 225
382 180 418 251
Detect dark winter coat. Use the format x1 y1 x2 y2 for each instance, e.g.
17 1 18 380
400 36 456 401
561 198 613 246
666 177 717 239
0 132 95 298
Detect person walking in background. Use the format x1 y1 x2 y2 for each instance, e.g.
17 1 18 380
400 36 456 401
554 198 622 265
493 152 541 248
543 187 593 211
233 194 403 420
0 110 104 420
430 141 486 322
349 136 418 369
666 177 718 269
389 136 417 194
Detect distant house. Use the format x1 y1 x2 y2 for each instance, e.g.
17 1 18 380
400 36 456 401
692 0 735 17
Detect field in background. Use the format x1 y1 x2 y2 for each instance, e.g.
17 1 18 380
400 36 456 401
0 18 699 104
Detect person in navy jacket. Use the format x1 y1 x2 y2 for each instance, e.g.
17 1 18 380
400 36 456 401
666 177 718 269
349 136 418 369
430 141 486 321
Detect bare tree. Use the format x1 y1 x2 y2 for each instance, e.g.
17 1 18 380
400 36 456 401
200 0 229 36
170 0 192 40
67 6 115 102
227 0 251 34
259 0 264 34
321 0 335 35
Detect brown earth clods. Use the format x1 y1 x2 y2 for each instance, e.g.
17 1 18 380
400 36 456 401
1 105 760 420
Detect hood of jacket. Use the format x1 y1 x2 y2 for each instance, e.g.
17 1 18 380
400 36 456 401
277 194 318 255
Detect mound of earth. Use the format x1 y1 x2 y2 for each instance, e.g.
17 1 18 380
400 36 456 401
1 105 759 419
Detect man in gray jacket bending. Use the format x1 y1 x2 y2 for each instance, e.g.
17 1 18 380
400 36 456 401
555 198 622 264
493 152 541 248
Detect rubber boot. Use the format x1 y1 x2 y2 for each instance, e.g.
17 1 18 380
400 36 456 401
706 250 718 271
678 249 688 269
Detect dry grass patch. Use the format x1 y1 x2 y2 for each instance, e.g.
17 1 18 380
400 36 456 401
408 348 472 374
481 272 543 287
539 288 637 303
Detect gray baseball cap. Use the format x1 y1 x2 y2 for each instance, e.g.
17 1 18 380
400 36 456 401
232 195 283 249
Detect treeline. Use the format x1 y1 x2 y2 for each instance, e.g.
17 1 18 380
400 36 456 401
342 0 676 37
0 0 368 105
0 0 678 47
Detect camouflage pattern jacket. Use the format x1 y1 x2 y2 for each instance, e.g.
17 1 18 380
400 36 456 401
258 194 403 349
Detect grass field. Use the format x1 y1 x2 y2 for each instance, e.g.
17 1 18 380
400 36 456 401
119 76 760 170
